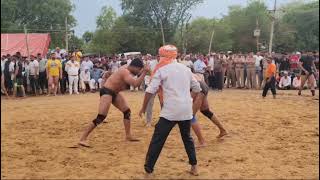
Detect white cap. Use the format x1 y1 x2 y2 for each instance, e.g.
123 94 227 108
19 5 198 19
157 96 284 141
296 52 301 55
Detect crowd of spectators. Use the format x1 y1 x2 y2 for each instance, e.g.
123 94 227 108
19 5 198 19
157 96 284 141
1 47 319 98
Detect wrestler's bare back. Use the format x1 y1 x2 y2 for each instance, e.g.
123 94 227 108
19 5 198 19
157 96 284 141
103 66 135 93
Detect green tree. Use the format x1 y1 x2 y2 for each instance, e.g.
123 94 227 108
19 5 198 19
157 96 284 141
82 31 94 43
1 0 76 49
69 35 84 51
96 6 117 30
275 0 319 51
181 17 233 54
121 0 203 45
224 1 271 52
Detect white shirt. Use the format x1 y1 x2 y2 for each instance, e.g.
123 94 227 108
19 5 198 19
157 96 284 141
193 59 207 74
292 77 301 88
144 75 151 85
279 76 291 88
146 62 201 121
8 61 15 80
127 59 132 66
149 59 158 71
24 63 30 77
81 60 94 71
208 57 214 71
38 58 47 72
65 60 80 76
80 71 91 82
180 60 193 69
55 51 62 59
1 59 7 72
29 60 39 75
9 61 15 73
254 55 263 67
110 61 120 73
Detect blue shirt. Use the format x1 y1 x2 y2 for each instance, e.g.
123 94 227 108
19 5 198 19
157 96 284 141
90 68 103 81
193 59 207 74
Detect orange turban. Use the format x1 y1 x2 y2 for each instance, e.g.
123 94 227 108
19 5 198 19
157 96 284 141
151 45 178 105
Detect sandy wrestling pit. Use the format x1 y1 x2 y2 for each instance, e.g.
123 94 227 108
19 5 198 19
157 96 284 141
1 89 319 179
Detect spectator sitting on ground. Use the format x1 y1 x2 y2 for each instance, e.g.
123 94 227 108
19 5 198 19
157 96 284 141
80 67 92 93
292 73 315 90
292 74 302 90
90 65 103 92
278 71 291 90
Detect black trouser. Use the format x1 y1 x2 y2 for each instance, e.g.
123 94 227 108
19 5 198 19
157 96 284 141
4 76 13 90
144 117 197 173
23 75 28 93
204 71 209 85
29 75 39 94
214 71 223 90
39 71 47 90
208 71 214 88
278 86 291 90
262 77 276 97
60 75 68 94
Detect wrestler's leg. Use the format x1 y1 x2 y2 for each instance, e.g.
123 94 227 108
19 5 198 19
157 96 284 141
192 93 205 115
79 95 113 147
47 76 53 96
308 74 316 96
191 93 206 147
113 92 139 141
53 76 59 96
191 121 206 148
200 97 227 138
298 75 308 95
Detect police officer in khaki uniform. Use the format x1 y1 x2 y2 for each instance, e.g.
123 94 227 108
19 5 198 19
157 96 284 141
246 52 256 89
235 54 245 88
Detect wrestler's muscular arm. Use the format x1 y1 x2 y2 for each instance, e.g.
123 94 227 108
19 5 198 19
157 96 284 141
123 69 148 88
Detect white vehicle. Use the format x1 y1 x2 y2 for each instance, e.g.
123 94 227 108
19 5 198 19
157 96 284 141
119 52 141 58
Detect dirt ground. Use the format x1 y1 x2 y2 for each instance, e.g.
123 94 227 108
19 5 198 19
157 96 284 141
1 89 319 179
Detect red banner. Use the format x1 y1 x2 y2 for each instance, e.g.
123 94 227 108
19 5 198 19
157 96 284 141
1 33 51 58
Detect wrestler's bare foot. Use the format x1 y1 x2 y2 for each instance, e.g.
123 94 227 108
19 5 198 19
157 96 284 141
78 141 91 148
126 136 140 142
190 165 199 176
217 130 227 138
144 172 153 179
196 142 207 148
146 122 152 127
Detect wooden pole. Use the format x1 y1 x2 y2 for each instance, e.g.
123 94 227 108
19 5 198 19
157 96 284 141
256 17 259 52
65 17 69 52
24 25 30 58
268 0 277 55
208 28 215 54
159 19 165 45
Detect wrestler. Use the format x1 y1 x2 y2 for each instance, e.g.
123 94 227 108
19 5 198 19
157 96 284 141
191 73 227 148
79 58 149 147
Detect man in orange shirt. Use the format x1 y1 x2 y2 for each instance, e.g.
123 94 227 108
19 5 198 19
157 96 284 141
262 56 277 99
